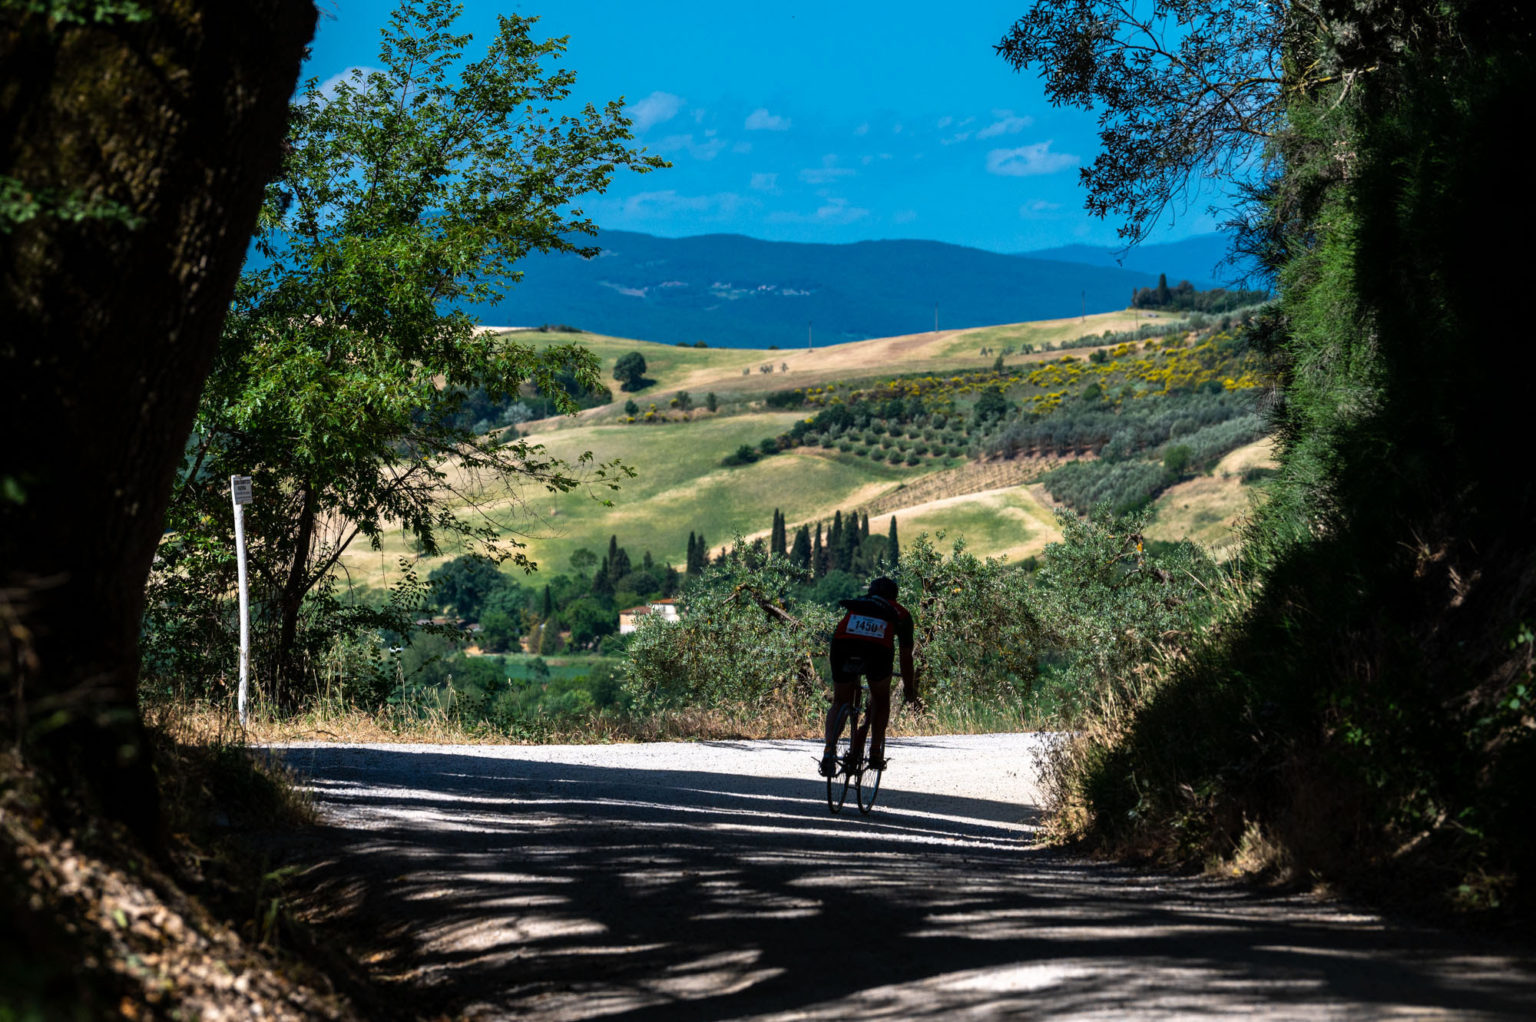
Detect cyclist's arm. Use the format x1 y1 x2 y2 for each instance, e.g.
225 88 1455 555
899 644 917 702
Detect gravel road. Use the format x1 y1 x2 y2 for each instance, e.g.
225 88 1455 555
274 734 1536 1020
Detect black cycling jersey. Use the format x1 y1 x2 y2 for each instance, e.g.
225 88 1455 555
830 595 912 682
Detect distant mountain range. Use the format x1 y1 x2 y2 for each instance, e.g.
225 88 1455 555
476 230 1259 350
1022 234 1257 283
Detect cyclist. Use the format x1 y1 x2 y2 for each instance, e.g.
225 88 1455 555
819 575 920 776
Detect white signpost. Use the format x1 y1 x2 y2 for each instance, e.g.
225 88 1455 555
231 475 253 727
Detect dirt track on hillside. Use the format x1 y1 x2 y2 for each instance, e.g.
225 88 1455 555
274 736 1536 1020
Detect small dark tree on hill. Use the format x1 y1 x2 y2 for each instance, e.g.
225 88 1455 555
614 351 650 391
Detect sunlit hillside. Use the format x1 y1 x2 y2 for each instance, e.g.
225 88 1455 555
343 309 1265 592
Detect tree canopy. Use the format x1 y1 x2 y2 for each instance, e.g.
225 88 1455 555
997 0 1287 244
613 351 651 391
147 0 662 704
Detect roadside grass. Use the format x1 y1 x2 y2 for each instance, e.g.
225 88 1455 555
150 687 1041 748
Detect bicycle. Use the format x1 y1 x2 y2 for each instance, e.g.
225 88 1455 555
821 684 885 815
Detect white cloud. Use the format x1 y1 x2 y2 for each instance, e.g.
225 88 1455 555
628 91 684 134
766 194 869 225
800 155 855 184
816 197 869 223
986 142 1078 177
749 172 779 192
1019 199 1065 220
656 133 727 161
854 122 870 136
745 107 791 131
764 195 866 225
976 110 1034 139
619 190 748 220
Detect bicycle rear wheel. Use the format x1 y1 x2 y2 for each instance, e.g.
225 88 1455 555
826 704 854 814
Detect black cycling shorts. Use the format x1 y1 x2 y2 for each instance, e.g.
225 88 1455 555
830 638 894 685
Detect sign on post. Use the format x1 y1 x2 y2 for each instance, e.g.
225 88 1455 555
231 476 253 727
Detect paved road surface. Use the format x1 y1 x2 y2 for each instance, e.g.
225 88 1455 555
275 735 1536 1020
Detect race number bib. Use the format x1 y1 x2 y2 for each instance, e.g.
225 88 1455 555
844 614 889 640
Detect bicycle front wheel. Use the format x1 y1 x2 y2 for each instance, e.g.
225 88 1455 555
857 760 883 814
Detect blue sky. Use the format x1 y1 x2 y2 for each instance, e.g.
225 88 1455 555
307 1 1227 253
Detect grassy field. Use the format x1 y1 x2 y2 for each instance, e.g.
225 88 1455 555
1145 438 1277 554
949 308 1172 355
340 316 1272 593
342 411 984 586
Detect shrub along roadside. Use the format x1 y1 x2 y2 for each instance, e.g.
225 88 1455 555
1032 11 1536 925
624 512 1219 739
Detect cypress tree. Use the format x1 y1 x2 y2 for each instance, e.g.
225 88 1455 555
836 509 859 572
813 522 824 578
861 511 870 539
887 516 900 566
830 511 843 568
790 524 811 570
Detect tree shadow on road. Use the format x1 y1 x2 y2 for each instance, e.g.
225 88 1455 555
273 745 1536 1021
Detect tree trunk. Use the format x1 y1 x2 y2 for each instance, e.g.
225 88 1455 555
276 484 319 708
0 2 316 845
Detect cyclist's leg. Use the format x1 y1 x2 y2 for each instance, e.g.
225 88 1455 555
824 677 857 746
867 675 893 766
823 642 860 769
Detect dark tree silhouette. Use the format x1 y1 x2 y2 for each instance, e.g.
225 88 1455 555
613 351 650 391
0 1 316 842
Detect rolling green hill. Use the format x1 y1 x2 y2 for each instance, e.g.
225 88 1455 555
343 310 1270 592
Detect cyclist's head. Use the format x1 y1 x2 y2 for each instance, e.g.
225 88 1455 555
868 576 898 600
